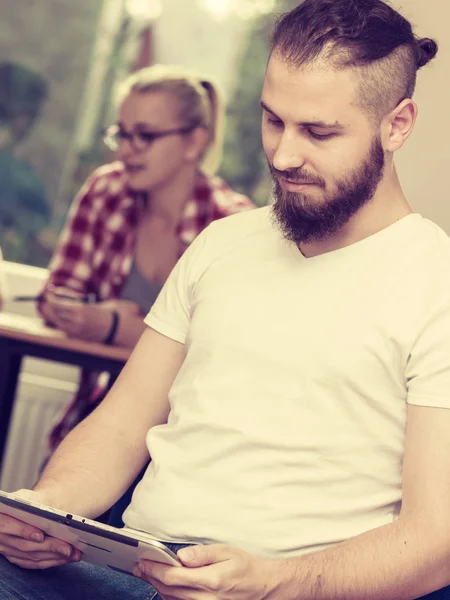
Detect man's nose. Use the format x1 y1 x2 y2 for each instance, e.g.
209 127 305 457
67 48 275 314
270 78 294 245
271 131 307 173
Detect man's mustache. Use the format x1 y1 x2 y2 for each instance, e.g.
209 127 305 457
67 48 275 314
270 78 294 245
269 165 325 188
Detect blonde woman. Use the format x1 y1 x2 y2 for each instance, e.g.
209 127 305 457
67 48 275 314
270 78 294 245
39 65 255 451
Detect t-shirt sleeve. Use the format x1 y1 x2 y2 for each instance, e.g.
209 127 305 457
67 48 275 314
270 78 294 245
144 227 210 344
406 297 450 409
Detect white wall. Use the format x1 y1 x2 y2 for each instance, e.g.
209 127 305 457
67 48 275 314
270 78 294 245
152 0 250 101
0 262 78 491
393 0 450 232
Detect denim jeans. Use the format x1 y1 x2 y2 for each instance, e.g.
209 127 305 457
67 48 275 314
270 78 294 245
1 547 450 599
421 588 450 599
0 542 191 600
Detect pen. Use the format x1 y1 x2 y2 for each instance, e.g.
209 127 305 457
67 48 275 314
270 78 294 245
13 293 97 304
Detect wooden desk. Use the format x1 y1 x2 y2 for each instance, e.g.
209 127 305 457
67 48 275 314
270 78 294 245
0 312 131 467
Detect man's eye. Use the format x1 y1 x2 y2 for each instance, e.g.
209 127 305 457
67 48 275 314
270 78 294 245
308 130 336 141
267 117 283 128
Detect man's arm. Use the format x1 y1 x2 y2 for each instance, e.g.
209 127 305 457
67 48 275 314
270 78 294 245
271 403 450 599
138 404 450 600
264 405 450 600
32 326 186 518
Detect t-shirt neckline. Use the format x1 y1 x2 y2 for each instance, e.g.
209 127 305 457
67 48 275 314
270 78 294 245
283 212 423 263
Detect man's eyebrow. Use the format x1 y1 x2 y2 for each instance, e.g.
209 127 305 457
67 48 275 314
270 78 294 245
260 99 278 117
302 120 346 130
260 99 346 130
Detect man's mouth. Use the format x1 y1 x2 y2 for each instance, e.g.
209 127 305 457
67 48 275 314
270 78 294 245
279 176 316 188
285 178 314 184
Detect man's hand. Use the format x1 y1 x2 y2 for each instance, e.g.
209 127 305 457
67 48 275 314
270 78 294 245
0 489 81 570
134 544 282 600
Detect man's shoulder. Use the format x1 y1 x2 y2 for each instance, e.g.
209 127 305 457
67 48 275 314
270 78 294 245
188 205 274 269
207 204 273 240
415 216 450 262
408 215 450 300
179 206 275 293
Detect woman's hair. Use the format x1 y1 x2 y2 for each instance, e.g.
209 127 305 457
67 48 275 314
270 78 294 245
271 0 438 122
117 64 224 175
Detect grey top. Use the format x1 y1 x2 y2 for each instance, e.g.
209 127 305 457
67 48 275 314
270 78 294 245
120 261 163 315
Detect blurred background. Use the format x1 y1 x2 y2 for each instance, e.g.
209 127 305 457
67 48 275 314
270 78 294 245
0 0 302 268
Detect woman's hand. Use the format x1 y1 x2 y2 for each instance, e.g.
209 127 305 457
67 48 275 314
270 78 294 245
98 299 141 319
40 287 141 344
0 489 81 570
40 287 112 342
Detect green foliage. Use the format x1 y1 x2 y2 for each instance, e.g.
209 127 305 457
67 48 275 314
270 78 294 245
219 0 298 206
219 15 270 206
0 0 103 267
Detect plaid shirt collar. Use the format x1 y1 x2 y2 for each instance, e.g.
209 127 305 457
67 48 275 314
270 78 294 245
104 162 242 246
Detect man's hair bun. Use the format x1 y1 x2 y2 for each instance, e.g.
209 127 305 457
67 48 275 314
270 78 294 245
416 37 438 69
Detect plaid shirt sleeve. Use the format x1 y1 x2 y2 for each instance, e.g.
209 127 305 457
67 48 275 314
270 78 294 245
43 170 106 296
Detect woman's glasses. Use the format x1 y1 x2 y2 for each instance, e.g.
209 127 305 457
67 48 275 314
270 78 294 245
102 124 194 152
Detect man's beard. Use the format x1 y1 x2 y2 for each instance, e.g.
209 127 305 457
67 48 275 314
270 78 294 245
270 137 385 246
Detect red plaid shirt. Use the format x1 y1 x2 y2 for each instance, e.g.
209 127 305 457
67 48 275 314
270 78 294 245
44 162 255 450
45 162 254 300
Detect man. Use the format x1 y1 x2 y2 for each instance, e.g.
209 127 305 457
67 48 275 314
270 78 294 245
0 1 449 598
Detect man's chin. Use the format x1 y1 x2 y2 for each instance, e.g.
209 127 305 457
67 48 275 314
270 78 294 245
273 190 329 220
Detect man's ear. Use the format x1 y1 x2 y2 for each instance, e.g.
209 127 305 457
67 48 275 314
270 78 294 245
184 127 210 164
382 98 418 153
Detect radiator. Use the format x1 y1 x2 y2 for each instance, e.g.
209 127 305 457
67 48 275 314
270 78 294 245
0 262 79 492
0 371 76 492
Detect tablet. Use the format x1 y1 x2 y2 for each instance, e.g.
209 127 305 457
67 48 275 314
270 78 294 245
0 490 181 575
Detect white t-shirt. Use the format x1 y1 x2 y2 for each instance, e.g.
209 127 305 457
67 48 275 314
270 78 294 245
123 206 450 558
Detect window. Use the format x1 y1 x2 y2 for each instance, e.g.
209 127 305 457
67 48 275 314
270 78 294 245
0 0 152 268
1 0 275 269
